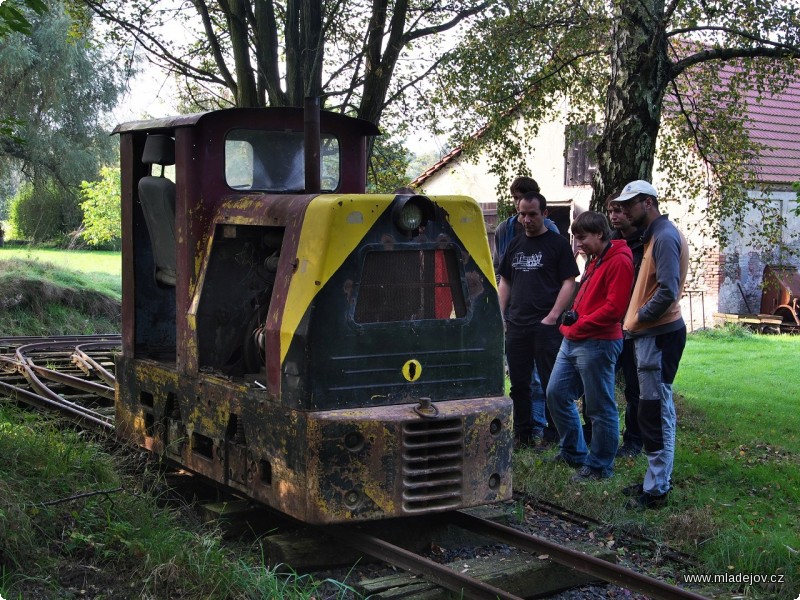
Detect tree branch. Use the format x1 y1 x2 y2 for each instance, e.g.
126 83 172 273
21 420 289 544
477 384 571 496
84 0 227 88
405 0 493 43
192 0 238 94
39 487 124 507
672 43 800 79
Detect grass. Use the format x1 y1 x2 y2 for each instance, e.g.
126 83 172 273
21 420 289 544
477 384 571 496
0 247 366 599
0 256 121 335
514 325 800 598
0 405 364 599
0 246 121 297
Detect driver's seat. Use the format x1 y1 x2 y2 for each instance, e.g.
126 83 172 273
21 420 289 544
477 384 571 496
138 134 177 287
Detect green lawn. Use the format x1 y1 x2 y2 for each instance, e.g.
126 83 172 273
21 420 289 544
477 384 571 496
673 331 799 589
0 246 121 277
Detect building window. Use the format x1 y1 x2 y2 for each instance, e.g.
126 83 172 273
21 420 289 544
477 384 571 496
564 124 598 186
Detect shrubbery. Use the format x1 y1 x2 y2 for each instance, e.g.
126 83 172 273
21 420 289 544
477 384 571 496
79 166 121 250
8 180 82 244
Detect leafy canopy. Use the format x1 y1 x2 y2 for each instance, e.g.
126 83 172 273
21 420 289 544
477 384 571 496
0 0 123 242
0 0 47 37
437 0 800 251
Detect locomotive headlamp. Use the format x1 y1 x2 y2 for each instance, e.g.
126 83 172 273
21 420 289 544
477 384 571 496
398 202 423 230
392 194 435 233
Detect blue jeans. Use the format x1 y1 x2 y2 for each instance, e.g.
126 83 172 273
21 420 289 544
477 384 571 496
530 365 546 435
546 338 622 476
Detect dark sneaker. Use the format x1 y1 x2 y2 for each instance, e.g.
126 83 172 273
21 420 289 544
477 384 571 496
570 465 610 482
621 482 644 497
616 443 643 458
626 491 669 510
543 453 584 468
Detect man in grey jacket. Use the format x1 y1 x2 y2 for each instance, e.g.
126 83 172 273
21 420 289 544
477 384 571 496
618 180 689 509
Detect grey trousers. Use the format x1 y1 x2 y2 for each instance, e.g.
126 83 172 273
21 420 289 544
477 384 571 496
634 327 686 496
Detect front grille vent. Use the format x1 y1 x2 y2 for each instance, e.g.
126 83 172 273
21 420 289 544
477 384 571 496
402 418 464 512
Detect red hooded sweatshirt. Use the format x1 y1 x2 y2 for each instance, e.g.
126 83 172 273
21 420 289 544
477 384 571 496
559 239 634 341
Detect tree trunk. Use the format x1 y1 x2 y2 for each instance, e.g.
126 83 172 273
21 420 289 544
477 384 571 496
357 0 409 127
592 0 672 210
227 0 259 106
301 0 323 99
253 0 286 106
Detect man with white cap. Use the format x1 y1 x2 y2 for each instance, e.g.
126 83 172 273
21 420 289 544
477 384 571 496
617 180 689 509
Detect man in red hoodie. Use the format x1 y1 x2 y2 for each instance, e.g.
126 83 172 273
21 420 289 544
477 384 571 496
545 211 634 480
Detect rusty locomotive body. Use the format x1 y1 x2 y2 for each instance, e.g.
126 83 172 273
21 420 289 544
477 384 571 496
114 104 512 524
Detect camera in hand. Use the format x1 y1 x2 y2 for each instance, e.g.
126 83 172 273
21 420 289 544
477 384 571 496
561 310 578 326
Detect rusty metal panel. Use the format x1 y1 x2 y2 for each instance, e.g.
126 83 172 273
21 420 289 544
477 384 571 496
302 397 513 524
117 354 512 524
760 264 800 323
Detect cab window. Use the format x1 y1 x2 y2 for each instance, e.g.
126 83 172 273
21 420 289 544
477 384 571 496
225 129 340 192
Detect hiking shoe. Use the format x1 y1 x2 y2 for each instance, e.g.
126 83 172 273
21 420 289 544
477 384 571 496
626 491 669 510
543 453 584 468
531 435 556 452
616 443 643 458
621 482 644 497
570 465 610 482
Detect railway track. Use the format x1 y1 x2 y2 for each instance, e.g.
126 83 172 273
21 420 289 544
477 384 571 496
331 509 709 600
0 334 710 600
0 334 120 431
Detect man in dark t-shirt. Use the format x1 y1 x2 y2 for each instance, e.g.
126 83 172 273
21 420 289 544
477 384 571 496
498 192 579 448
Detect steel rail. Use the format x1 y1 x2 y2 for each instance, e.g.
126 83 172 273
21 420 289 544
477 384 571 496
12 360 113 427
73 342 118 387
13 339 118 402
27 363 115 400
331 526 524 600
0 378 113 431
0 334 121 349
0 338 117 432
447 510 709 600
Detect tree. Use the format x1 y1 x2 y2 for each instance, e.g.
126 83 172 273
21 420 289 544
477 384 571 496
437 0 800 248
0 0 47 142
80 165 121 248
80 0 491 135
0 1 123 240
367 136 413 192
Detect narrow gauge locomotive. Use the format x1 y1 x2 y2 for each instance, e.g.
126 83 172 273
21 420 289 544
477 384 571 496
113 101 512 524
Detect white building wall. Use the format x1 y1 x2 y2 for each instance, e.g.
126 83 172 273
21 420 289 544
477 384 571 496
718 190 800 315
418 107 593 211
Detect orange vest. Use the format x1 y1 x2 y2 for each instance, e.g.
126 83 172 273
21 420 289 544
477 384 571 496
623 223 688 334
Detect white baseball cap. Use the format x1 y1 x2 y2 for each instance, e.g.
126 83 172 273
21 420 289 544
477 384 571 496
617 180 658 202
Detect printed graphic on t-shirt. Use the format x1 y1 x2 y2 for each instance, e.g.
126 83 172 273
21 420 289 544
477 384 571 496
512 251 543 271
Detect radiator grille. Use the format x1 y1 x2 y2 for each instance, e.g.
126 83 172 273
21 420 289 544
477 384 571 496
402 418 464 512
354 249 466 323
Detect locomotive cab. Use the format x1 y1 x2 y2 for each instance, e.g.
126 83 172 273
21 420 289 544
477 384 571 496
114 105 513 523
